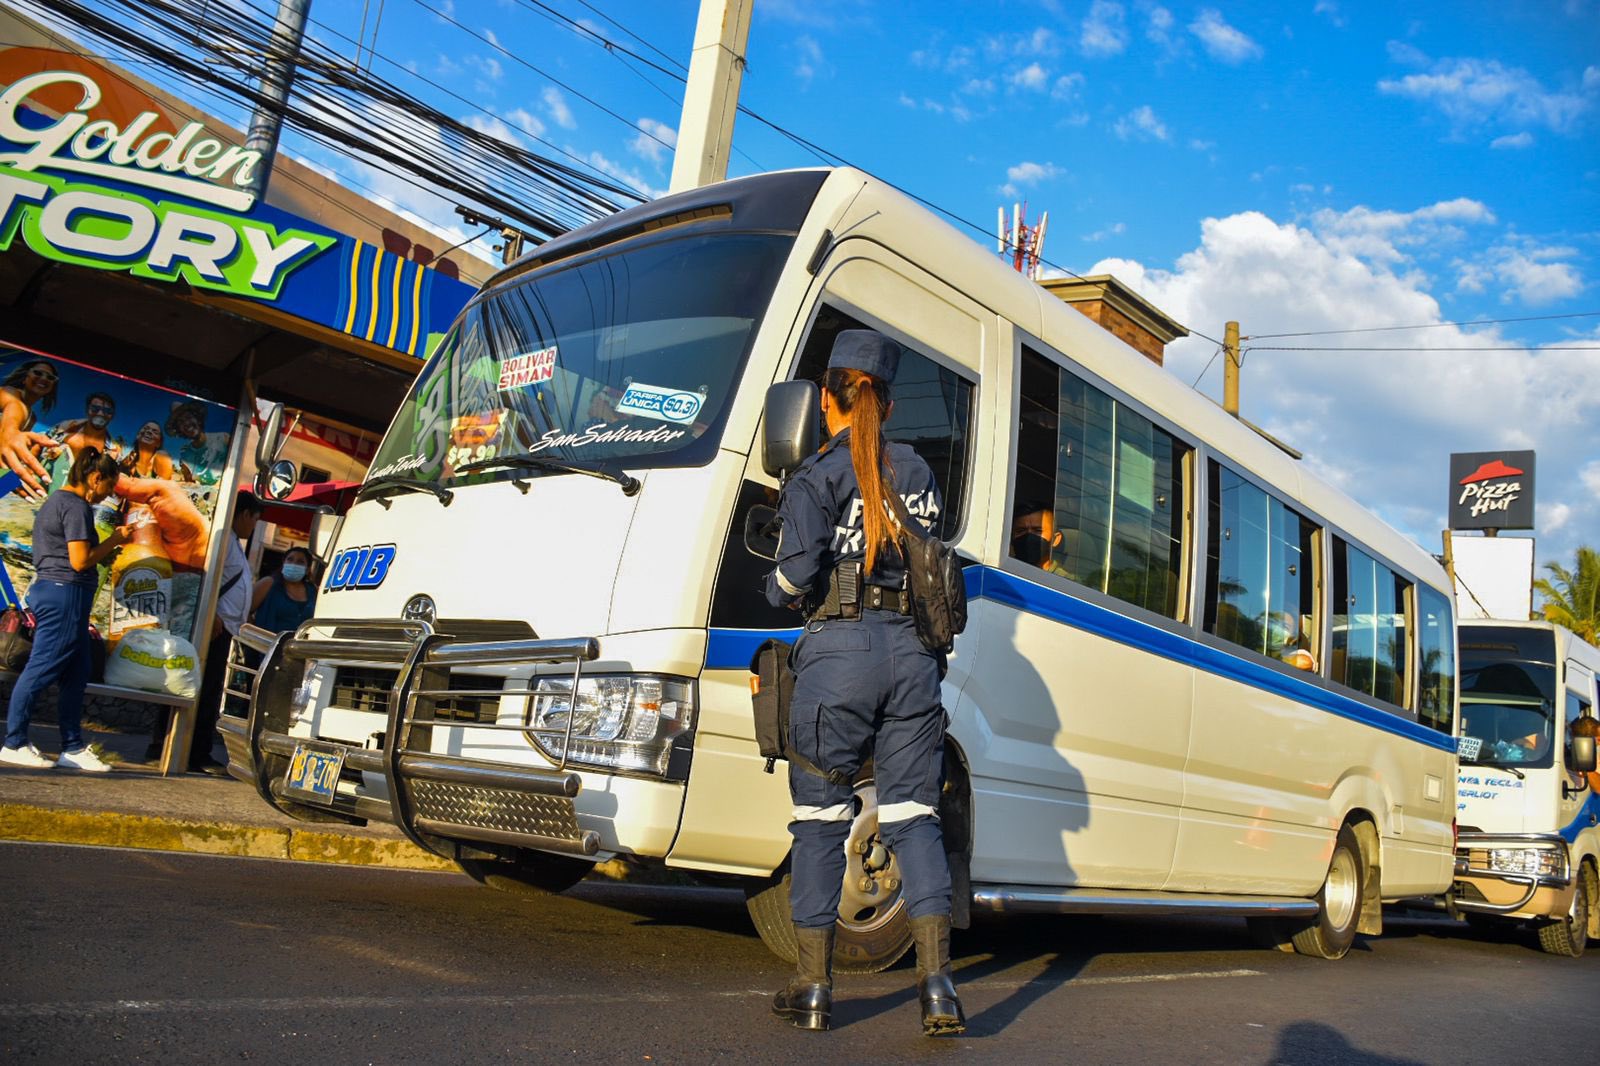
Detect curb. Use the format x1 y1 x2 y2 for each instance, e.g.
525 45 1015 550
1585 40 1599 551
0 802 457 871
0 802 672 884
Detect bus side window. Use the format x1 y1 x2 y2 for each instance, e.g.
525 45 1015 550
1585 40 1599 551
1203 461 1319 671
791 303 975 540
1417 585 1456 733
1010 345 1188 620
1331 537 1411 709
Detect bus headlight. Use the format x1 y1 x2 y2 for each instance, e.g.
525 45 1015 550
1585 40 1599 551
526 675 695 778
1487 848 1566 878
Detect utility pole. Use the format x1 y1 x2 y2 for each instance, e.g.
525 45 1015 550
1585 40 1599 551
242 0 311 202
669 0 753 194
1223 320 1241 417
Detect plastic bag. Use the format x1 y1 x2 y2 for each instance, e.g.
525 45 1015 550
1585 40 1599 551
103 628 199 698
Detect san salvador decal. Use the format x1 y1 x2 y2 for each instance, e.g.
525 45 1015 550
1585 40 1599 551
324 544 397 592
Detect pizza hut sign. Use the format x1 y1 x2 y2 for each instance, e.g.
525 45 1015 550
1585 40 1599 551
1448 450 1536 531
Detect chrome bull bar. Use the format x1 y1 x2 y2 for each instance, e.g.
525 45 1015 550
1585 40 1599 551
229 619 603 860
1451 832 1571 915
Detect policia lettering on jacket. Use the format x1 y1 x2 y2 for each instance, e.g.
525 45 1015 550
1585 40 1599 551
762 330 965 1037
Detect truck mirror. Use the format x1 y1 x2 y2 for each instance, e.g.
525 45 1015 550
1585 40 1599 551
259 458 298 501
308 507 343 565
1570 735 1597 775
761 380 820 480
743 504 781 561
256 402 286 468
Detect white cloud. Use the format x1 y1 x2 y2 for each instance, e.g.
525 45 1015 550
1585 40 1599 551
1378 54 1596 134
794 36 826 85
1052 73 1085 100
1084 222 1126 242
543 87 576 129
1189 9 1263 63
505 107 545 139
464 113 523 148
1083 209 1600 563
1000 160 1063 196
1114 104 1171 142
1313 1 1345 27
1459 243 1585 306
1080 1 1128 58
1008 62 1051 92
582 150 661 200
1490 131 1535 149
629 118 678 164
984 28 1059 60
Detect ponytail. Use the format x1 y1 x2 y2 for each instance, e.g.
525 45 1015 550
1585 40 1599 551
67 446 119 487
825 367 896 576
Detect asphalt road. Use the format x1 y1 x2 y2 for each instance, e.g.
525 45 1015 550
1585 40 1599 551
2 842 1595 1064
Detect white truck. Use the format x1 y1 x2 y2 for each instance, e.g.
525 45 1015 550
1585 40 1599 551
1453 618 1600 956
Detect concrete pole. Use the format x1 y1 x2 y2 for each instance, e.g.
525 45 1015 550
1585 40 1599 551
669 0 753 194
242 0 312 202
1223 320 1241 417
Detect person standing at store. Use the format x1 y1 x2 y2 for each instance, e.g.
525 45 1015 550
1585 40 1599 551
1 448 132 770
762 331 964 1036
251 547 316 635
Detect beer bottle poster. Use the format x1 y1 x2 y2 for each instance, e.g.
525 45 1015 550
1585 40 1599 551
0 343 236 645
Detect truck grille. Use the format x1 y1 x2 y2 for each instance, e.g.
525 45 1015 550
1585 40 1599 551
327 667 503 724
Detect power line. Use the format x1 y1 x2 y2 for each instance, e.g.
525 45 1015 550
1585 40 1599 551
1248 310 1600 340
1244 345 1600 353
1190 344 1224 388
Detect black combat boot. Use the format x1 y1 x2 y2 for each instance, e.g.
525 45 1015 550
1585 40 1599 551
771 925 834 1031
910 914 966 1036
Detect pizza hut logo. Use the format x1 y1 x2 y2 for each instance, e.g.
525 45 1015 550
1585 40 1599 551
1457 459 1524 519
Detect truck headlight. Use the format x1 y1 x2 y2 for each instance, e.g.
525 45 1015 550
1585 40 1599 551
1487 848 1566 878
526 675 694 777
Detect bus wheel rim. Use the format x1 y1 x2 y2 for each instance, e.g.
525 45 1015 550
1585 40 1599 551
1324 848 1359 930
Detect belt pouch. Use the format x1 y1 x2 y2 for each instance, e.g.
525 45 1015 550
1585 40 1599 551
749 638 796 768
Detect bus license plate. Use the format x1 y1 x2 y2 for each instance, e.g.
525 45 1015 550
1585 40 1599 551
283 744 345 804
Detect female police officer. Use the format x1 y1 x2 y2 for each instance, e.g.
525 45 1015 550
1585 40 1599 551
763 330 964 1036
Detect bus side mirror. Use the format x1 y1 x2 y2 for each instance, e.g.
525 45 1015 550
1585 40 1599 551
761 380 820 480
1570 735 1597 775
308 507 343 566
256 402 286 468
743 504 780 561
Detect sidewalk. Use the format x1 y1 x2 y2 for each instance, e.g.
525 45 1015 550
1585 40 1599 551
0 723 458 870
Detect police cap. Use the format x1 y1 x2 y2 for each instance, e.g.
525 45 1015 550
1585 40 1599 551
827 330 902 383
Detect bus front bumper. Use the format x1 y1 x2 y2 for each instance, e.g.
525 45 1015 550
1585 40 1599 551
220 619 607 861
1452 832 1573 919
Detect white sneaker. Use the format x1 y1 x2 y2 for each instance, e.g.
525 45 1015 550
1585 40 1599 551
56 746 113 773
0 743 56 768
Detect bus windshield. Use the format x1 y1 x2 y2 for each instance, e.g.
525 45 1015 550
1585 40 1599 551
1459 628 1558 768
367 231 794 483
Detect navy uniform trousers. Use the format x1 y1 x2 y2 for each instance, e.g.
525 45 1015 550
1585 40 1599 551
786 608 952 929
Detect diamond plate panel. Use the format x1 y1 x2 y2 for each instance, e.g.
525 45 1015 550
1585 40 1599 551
410 779 582 841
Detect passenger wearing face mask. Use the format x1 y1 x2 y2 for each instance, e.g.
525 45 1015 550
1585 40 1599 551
251 546 318 636
1010 499 1069 577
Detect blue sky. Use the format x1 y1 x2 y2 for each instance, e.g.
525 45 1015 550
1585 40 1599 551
26 0 1600 580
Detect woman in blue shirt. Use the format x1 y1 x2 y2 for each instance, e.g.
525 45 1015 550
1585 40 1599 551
1 448 132 770
251 547 317 635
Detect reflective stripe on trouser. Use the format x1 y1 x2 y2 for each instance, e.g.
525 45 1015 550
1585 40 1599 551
785 612 952 929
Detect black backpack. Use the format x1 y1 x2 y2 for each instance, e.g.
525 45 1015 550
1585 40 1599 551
887 489 967 655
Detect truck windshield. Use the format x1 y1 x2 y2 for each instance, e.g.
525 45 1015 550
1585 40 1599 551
1459 628 1558 768
366 231 794 484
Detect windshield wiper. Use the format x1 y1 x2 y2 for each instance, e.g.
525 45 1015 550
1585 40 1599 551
455 452 641 496
356 475 454 508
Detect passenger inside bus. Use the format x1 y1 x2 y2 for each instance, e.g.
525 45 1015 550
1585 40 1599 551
1010 498 1068 577
1269 610 1318 672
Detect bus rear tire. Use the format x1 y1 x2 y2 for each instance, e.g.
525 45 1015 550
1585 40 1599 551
1290 823 1365 960
458 851 596 897
1536 859 1593 958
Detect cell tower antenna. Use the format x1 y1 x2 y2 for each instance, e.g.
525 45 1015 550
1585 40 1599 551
998 201 1049 280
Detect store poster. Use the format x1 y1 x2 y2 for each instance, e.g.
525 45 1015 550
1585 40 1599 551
0 343 235 645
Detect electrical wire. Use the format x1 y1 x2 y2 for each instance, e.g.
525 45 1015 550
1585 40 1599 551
1245 345 1600 353
1247 310 1600 340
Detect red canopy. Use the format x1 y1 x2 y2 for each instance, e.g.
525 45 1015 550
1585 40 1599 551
260 479 361 532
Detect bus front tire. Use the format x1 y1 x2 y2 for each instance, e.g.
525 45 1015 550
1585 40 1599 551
745 870 914 974
458 851 596 897
1290 823 1365 960
1536 859 1593 958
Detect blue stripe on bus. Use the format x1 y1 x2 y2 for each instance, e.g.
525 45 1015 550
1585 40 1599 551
1559 791 1600 844
706 565 1457 754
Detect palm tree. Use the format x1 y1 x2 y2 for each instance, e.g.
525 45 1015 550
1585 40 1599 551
1534 546 1600 644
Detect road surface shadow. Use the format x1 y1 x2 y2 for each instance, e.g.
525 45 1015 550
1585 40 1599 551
1271 1021 1426 1065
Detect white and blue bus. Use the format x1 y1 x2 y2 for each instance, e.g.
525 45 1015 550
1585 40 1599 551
229 167 1459 969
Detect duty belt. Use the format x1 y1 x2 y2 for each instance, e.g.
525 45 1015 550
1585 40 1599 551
809 562 910 621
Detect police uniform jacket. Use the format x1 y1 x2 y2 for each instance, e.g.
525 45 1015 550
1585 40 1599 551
765 428 942 609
